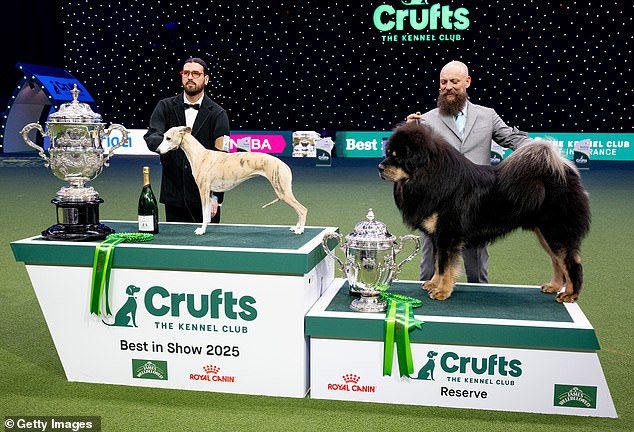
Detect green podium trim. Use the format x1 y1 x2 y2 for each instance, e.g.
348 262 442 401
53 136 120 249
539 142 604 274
11 221 337 275
306 281 600 351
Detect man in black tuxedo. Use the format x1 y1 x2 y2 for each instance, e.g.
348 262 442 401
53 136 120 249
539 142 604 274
144 57 230 223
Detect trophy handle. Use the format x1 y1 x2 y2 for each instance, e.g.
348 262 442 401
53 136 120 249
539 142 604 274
322 232 346 272
103 123 129 166
394 234 421 274
20 123 49 165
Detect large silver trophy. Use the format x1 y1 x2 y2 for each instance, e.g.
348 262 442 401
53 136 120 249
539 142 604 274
322 209 420 312
21 84 128 241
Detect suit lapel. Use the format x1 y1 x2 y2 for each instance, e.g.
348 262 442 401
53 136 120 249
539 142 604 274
173 94 187 126
440 112 461 140
462 101 477 141
192 95 212 137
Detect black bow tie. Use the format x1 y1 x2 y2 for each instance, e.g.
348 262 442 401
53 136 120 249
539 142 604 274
184 103 200 110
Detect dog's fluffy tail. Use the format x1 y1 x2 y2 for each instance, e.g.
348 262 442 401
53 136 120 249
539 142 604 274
262 198 280 208
496 139 578 212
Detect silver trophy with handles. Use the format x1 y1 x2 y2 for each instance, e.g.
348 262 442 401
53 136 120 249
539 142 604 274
21 84 128 240
322 209 420 312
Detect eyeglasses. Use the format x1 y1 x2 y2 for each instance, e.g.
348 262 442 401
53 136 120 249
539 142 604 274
180 70 204 78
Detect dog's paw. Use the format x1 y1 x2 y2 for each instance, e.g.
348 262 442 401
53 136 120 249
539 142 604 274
194 227 206 235
290 225 305 234
540 283 562 294
422 280 435 291
428 288 452 300
555 292 578 303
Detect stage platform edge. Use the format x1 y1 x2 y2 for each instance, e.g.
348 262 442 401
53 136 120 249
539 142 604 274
306 279 617 418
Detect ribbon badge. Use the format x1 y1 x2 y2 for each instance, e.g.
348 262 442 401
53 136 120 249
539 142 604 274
383 299 424 377
90 233 154 316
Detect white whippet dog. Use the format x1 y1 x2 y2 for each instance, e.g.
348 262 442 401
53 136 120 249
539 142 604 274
156 126 307 235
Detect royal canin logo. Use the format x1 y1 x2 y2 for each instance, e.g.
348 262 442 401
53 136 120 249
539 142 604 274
189 365 235 383
204 365 220 374
343 374 360 384
327 373 376 393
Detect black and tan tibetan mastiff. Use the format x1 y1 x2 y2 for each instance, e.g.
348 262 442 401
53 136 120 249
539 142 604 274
378 122 590 302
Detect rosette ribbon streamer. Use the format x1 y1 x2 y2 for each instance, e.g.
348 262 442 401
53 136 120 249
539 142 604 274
383 298 424 377
89 233 154 315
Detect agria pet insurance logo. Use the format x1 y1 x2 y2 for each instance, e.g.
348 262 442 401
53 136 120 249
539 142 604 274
372 1 471 44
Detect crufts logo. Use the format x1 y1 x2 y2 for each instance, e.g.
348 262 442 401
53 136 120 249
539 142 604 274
373 1 470 33
554 385 597 409
102 283 258 328
189 365 236 383
412 349 523 386
327 374 376 393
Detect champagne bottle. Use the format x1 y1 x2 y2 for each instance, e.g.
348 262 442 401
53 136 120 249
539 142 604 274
138 166 159 233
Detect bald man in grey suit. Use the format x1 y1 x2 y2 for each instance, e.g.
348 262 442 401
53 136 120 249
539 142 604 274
406 60 534 283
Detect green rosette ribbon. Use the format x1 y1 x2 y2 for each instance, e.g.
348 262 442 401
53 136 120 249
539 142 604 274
89 233 154 316
383 298 424 377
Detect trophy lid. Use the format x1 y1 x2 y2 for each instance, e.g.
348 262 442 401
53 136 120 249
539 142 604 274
345 209 396 249
49 84 104 123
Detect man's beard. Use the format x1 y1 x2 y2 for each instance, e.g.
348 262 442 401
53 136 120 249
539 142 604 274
437 91 468 117
184 81 204 97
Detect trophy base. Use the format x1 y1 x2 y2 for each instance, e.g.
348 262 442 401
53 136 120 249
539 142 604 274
42 223 115 241
350 295 387 313
349 287 362 297
41 198 114 241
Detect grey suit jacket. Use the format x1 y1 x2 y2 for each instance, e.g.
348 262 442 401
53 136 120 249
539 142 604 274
421 101 533 165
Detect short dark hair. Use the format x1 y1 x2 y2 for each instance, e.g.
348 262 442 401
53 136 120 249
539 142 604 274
183 57 208 75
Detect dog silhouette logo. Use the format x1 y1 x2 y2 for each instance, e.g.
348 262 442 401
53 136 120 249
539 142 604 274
102 284 141 327
412 350 438 381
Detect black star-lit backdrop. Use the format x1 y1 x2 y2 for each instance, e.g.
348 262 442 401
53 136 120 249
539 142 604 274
59 1 632 132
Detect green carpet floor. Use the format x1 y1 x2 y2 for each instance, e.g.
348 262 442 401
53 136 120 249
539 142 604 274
1 155 632 431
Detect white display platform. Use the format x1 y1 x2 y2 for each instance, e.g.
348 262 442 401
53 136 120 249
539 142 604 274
12 221 336 398
306 279 617 418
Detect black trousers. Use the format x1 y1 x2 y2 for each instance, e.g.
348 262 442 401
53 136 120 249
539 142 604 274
419 232 489 283
164 204 221 224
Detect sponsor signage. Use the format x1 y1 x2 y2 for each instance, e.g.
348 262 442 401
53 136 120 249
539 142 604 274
229 132 292 154
311 339 616 417
554 384 598 409
19 265 327 397
100 129 634 162
102 130 292 156
100 128 156 156
132 359 168 380
335 131 391 158
327 374 376 393
315 137 335 167
492 133 633 163
529 132 634 162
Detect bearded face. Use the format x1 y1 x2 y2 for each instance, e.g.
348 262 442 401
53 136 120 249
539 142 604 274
181 62 208 97
183 78 206 97
436 61 471 117
437 90 468 117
